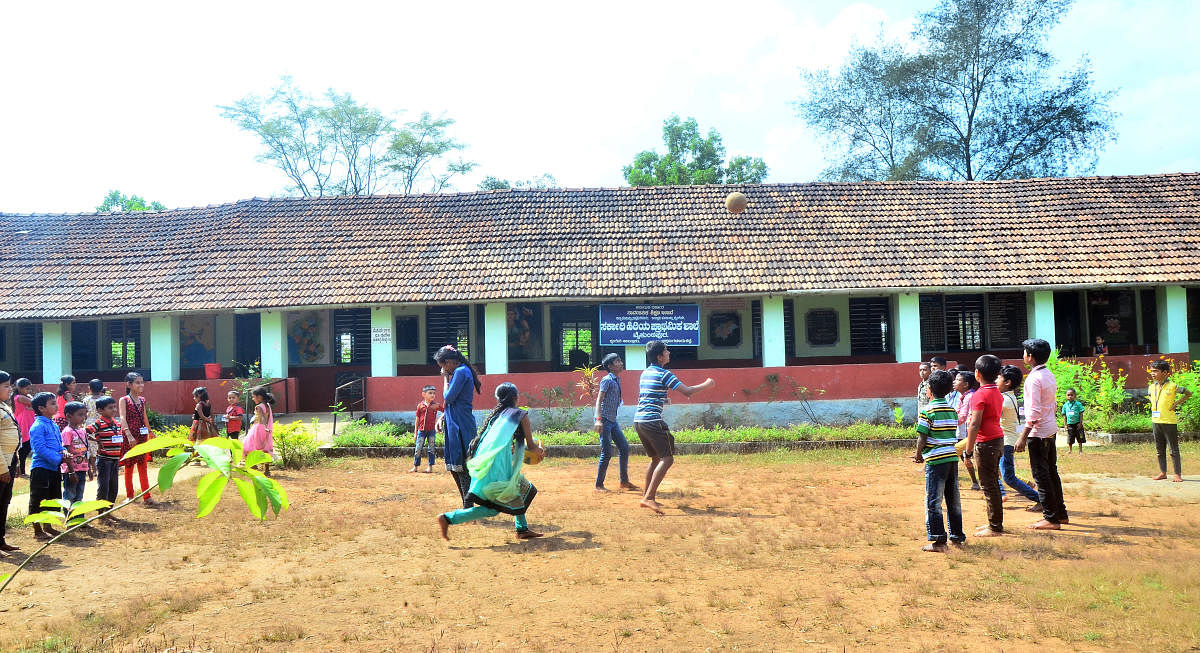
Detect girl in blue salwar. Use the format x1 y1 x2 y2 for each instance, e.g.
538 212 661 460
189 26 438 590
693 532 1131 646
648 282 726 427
434 345 482 508
438 383 545 541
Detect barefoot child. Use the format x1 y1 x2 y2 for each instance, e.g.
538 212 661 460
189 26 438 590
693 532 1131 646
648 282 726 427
224 391 245 439
437 383 545 541
1016 338 1069 530
241 386 275 476
28 392 66 541
998 365 1040 507
87 397 123 514
410 385 442 473
189 387 218 442
1062 389 1086 453
119 372 155 505
13 378 34 477
952 372 982 491
913 370 964 552
1149 360 1190 482
963 355 1006 538
60 402 91 505
633 341 715 515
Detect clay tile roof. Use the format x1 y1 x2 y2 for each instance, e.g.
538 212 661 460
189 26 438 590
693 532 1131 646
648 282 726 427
2 172 1200 320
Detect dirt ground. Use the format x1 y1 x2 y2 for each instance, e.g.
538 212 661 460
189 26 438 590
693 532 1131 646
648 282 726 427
1 443 1198 652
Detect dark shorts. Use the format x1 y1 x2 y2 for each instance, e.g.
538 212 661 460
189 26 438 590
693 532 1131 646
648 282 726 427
1067 422 1086 444
634 421 675 458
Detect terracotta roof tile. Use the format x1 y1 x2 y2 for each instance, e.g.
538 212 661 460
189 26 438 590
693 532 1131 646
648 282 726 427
2 173 1200 320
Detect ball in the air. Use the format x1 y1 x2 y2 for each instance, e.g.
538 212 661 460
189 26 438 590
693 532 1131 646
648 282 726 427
725 192 748 214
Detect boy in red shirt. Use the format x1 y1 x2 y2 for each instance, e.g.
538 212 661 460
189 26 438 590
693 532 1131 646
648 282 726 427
964 354 1006 537
410 385 443 473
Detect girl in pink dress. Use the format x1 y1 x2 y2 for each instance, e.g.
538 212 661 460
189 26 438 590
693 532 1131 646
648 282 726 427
241 386 275 476
12 379 35 477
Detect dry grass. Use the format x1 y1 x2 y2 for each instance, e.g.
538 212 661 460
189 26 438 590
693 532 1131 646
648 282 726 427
0 444 1197 651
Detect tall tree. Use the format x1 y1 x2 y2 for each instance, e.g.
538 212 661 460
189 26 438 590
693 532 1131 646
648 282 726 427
797 0 1114 181
623 115 769 186
220 79 474 196
478 173 558 190
97 190 166 212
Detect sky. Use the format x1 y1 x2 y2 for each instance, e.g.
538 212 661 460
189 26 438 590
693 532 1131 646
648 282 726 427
1 0 1197 214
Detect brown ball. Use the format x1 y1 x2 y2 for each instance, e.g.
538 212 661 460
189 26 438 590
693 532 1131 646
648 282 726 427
725 192 748 214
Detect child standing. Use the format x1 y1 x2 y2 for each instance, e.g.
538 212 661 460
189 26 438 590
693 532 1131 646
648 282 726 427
952 371 982 491
60 402 92 504
913 370 964 552
28 392 66 541
87 397 124 514
118 372 155 505
594 353 635 492
241 386 275 477
0 371 22 555
13 378 34 477
410 385 442 473
1062 389 1086 453
189 387 217 443
1016 338 1069 530
1149 360 1191 482
963 355 1006 538
224 391 245 439
998 365 1041 506
916 362 932 414
1093 336 1108 357
82 379 106 427
53 375 76 429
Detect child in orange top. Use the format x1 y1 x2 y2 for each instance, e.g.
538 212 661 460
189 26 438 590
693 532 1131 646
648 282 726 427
224 390 246 438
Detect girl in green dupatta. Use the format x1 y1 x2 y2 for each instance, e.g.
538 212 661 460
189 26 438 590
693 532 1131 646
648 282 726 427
438 383 546 541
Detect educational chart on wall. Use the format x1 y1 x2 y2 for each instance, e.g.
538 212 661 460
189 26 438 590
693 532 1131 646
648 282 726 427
287 310 330 365
179 316 216 367
599 304 700 346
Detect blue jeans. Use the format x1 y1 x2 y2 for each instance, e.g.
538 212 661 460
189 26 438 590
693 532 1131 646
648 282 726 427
596 420 630 487
1000 444 1040 502
444 506 528 532
925 461 965 544
62 470 87 504
413 430 436 467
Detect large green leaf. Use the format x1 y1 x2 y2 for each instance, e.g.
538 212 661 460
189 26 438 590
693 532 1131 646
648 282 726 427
67 500 113 519
66 517 87 528
242 450 272 469
195 470 228 518
194 444 232 476
123 435 188 461
157 453 192 492
252 474 289 515
231 475 266 520
42 499 71 512
24 512 63 526
199 436 243 465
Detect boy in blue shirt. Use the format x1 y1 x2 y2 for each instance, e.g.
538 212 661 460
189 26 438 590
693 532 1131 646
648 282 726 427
28 392 68 541
1062 388 1086 453
593 354 636 492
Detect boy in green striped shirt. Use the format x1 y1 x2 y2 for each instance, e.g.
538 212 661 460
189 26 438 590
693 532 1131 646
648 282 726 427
913 370 965 552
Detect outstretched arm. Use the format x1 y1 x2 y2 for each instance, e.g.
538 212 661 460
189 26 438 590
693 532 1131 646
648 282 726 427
674 377 716 398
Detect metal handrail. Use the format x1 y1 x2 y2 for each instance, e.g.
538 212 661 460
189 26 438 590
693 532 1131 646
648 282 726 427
258 378 292 416
332 377 367 434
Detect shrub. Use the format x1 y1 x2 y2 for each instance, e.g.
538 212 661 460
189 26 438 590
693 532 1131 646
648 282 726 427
274 419 321 469
1047 349 1129 429
333 419 413 447
145 409 168 432
535 423 913 446
1168 359 1200 431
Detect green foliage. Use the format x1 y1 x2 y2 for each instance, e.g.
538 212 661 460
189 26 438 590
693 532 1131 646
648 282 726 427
797 0 1113 181
478 173 557 190
97 190 166 212
893 406 905 426
387 112 476 194
1047 349 1129 427
1090 412 1152 434
537 423 913 446
145 409 168 433
527 386 584 432
623 115 768 186
274 419 322 470
1167 360 1200 431
333 419 414 447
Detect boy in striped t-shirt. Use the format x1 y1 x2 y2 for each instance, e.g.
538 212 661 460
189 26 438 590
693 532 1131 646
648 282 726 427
913 370 965 552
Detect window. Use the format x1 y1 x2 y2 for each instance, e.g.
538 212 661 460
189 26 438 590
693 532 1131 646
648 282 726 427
919 295 946 352
332 309 371 365
72 321 99 370
985 293 1028 349
560 322 594 367
396 315 419 351
426 305 471 362
107 319 140 369
708 312 742 348
849 297 891 355
805 309 839 346
945 294 985 351
19 323 41 373
0 326 5 361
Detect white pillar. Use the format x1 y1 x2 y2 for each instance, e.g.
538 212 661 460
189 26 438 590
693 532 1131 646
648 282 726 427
149 315 180 382
1027 291 1056 350
260 311 289 379
625 345 646 371
762 296 786 367
1158 286 1189 354
370 306 397 377
894 293 922 363
483 303 508 375
41 321 71 383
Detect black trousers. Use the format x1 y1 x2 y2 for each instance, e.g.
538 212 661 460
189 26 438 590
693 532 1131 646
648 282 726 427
0 453 16 542
28 466 63 517
96 457 121 508
1027 435 1068 523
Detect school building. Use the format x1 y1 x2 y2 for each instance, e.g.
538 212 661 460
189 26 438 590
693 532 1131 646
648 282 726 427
2 172 1199 423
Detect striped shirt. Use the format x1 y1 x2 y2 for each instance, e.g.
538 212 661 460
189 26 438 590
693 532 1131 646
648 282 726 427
916 398 959 466
88 417 124 459
634 365 682 423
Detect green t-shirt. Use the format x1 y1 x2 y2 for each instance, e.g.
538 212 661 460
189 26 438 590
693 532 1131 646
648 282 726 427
1061 400 1084 425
